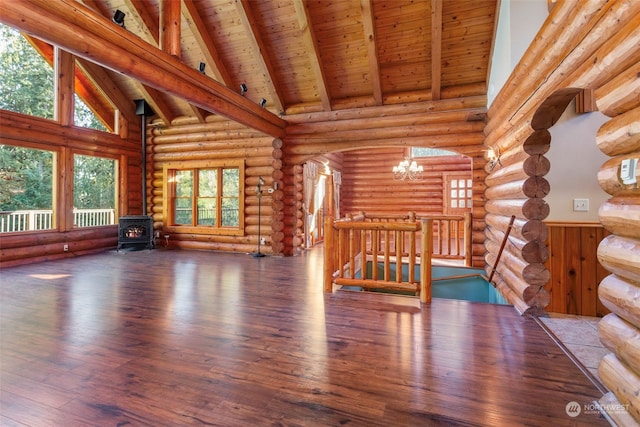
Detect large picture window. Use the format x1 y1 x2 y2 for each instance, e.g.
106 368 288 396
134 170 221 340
0 144 55 233
73 153 117 227
165 161 243 235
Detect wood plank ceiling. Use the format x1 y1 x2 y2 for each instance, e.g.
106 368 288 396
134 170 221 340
17 0 499 130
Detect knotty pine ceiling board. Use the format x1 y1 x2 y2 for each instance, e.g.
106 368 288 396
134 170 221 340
249 0 319 108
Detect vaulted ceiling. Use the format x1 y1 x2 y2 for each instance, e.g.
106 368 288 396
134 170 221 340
4 0 498 132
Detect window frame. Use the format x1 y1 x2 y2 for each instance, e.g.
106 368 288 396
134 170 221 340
71 149 119 228
163 159 245 236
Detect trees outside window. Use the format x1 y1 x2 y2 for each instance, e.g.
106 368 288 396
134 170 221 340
73 154 117 227
170 166 240 229
0 145 54 232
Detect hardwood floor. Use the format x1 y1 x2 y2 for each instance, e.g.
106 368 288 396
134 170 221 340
0 247 610 426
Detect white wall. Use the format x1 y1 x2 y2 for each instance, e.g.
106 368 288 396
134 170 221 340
546 102 610 221
487 0 609 222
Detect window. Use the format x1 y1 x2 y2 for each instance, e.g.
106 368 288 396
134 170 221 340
446 176 473 213
165 161 243 235
0 144 55 232
73 154 117 227
411 147 457 157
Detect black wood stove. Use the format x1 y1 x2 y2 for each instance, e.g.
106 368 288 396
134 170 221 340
117 215 154 251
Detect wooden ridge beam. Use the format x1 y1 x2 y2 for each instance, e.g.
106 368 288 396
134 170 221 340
0 0 286 137
360 0 382 106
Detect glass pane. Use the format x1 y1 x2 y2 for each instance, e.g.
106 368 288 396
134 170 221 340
467 179 472 187
451 200 458 208
197 197 216 226
175 170 193 197
199 169 217 197
458 189 465 198
174 198 192 225
467 189 472 197
459 200 466 208
222 197 239 227
451 189 457 198
451 180 458 188
223 168 239 197
0 145 55 232
458 179 465 187
74 154 116 227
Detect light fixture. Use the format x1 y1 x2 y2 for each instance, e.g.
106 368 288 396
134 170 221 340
259 98 267 108
487 147 502 171
113 9 125 27
240 83 247 96
198 62 206 74
392 158 423 181
253 176 266 258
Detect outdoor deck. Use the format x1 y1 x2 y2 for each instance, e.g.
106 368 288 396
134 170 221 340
0 247 609 426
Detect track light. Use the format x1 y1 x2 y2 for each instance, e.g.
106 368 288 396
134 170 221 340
240 83 247 96
113 10 125 27
259 98 267 108
198 62 206 74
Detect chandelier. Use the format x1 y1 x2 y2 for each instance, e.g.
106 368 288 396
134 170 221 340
392 158 423 181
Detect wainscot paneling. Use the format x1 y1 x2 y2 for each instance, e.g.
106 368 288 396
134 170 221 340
544 222 610 317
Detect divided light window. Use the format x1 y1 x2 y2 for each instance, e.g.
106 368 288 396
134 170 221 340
170 166 240 229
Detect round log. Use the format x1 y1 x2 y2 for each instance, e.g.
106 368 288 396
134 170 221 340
485 177 550 200
523 285 551 308
598 353 640 421
598 235 640 283
596 106 640 156
595 61 640 117
598 313 640 376
523 263 551 287
599 273 640 328
599 197 640 239
598 155 640 197
485 198 550 220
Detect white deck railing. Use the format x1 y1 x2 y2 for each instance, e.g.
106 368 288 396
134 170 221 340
0 209 116 233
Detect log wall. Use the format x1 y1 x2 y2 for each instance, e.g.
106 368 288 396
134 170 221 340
0 110 142 267
544 222 610 316
283 97 488 265
340 147 482 265
148 117 281 255
485 0 640 423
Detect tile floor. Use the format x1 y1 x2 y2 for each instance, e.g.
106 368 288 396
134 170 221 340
539 313 610 386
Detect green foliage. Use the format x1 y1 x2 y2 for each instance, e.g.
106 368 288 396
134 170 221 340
0 145 53 211
74 155 115 209
0 25 54 119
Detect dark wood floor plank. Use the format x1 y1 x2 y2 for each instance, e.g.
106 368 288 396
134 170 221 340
0 247 609 426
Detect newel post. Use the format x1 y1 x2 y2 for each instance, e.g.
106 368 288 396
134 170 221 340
420 218 433 304
323 216 335 292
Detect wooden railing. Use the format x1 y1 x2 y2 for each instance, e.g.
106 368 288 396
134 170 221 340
0 209 116 233
323 215 433 303
352 211 472 266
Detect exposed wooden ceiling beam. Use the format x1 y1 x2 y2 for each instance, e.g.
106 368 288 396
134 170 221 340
235 0 284 114
181 0 234 86
75 58 138 125
139 84 176 126
360 0 382 106
124 0 159 45
292 0 331 111
0 0 286 136
431 0 443 101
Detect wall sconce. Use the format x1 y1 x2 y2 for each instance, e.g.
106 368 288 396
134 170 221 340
198 62 206 74
240 83 247 96
259 98 267 108
487 147 502 171
113 10 126 27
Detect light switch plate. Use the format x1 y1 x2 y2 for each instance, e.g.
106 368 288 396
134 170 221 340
573 198 589 212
